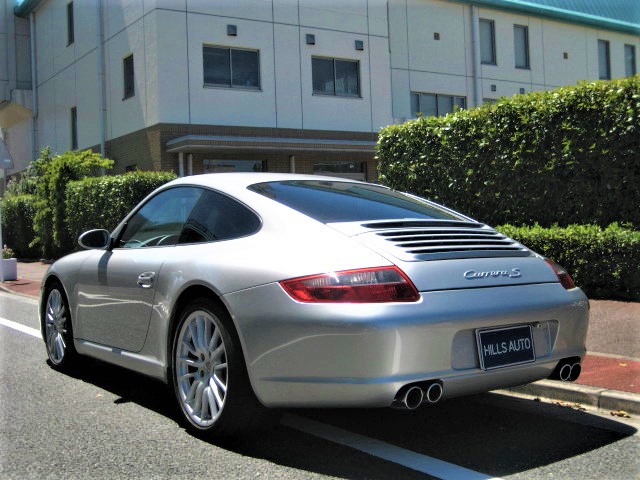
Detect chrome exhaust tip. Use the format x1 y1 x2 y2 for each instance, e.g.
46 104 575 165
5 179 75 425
402 386 424 410
425 382 443 404
559 363 573 381
569 362 582 382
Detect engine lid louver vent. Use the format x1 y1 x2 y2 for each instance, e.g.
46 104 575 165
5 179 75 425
359 221 530 261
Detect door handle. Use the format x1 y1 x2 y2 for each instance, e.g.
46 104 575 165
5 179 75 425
137 271 156 288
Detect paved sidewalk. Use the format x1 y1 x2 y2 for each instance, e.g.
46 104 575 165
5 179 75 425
2 261 639 415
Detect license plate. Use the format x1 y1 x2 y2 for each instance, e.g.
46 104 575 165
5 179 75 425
476 325 535 370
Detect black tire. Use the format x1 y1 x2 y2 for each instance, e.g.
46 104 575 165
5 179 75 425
170 297 277 437
43 281 78 370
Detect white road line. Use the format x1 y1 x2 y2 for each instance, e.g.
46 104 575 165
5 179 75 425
0 316 41 338
282 414 503 480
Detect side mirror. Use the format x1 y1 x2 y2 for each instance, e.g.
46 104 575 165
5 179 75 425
78 229 111 250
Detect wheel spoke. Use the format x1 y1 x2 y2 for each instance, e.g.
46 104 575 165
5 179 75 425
212 373 227 393
206 387 218 417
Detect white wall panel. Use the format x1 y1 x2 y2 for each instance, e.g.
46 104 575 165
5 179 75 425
147 10 189 125
274 23 303 128
35 0 54 83
105 21 146 139
407 0 467 77
301 28 372 131
53 64 75 152
299 0 368 34
390 68 409 119
105 0 144 40
369 35 393 130
542 21 589 87
75 50 100 148
74 0 97 60
367 0 388 37
188 0 273 22
37 79 56 152
187 12 277 127
388 0 408 69
273 0 299 25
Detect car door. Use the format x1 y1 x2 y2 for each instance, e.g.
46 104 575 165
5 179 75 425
74 186 203 352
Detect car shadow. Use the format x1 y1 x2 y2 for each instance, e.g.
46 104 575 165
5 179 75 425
52 357 638 479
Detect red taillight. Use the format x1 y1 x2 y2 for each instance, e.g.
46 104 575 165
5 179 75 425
280 266 420 303
545 259 576 290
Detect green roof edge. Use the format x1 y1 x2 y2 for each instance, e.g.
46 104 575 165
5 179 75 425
465 0 640 35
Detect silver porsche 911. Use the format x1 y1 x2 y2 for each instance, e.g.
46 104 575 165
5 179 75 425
41 173 589 436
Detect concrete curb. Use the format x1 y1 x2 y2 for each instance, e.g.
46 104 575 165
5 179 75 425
504 379 640 416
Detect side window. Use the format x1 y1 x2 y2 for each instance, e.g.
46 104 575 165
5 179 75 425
118 187 203 248
178 189 260 244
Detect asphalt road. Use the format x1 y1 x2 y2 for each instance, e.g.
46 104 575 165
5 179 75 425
1 291 638 480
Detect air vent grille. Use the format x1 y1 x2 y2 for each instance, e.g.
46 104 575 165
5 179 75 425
368 223 530 260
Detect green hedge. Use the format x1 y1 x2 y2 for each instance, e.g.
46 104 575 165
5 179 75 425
498 223 640 300
32 149 114 258
65 171 176 243
377 77 640 228
0 194 39 259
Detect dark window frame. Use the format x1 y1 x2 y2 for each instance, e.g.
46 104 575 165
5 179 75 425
123 54 135 100
70 106 78 150
598 39 611 80
513 24 530 69
480 19 496 65
202 45 261 90
625 44 637 77
410 91 466 117
66 2 74 46
312 56 361 98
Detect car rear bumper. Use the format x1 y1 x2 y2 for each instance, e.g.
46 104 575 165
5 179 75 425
224 282 589 408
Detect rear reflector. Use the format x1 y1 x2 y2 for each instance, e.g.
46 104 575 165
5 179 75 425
545 259 576 290
280 266 420 303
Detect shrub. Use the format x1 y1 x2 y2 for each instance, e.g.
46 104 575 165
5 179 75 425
498 223 640 300
0 194 39 259
377 77 640 228
65 171 176 243
32 149 113 258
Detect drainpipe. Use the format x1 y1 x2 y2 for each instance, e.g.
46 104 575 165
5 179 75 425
30 12 38 161
96 0 106 157
470 5 482 107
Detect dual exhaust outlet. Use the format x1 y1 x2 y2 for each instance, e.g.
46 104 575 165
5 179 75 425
394 381 443 410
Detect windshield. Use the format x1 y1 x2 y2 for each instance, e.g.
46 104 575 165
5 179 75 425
248 180 463 223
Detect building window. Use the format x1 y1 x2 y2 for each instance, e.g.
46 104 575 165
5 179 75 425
203 159 265 173
625 44 637 77
70 107 78 150
123 55 135 99
312 57 360 97
66 2 74 45
514 25 529 69
203 46 260 89
598 39 611 80
313 161 366 181
480 19 496 65
411 92 466 117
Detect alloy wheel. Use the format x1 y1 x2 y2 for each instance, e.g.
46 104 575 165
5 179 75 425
175 310 228 428
45 288 68 365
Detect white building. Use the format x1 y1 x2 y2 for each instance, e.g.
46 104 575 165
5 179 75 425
1 0 638 186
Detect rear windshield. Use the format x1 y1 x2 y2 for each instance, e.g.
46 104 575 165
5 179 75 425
248 180 463 223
